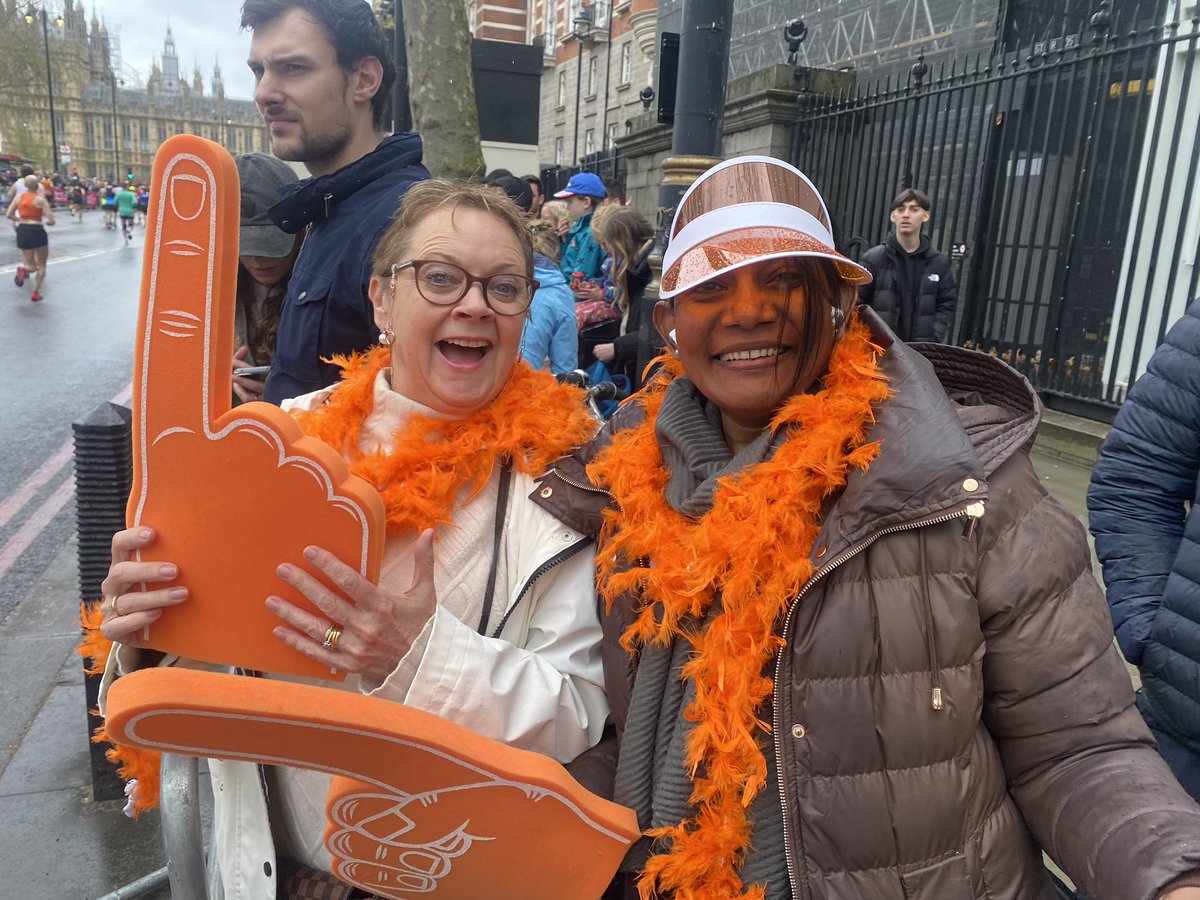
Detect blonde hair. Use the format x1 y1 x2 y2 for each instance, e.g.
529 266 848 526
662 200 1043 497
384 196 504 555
528 221 561 262
590 205 654 312
372 179 534 278
540 199 569 232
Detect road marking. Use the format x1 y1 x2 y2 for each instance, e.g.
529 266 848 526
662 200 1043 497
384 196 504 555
0 476 77 581
0 382 133 579
0 442 73 532
0 243 135 274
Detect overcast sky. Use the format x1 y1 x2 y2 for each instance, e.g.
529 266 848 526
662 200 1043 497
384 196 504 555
101 0 257 101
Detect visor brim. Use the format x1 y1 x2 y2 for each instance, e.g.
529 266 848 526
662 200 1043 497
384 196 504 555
660 227 872 298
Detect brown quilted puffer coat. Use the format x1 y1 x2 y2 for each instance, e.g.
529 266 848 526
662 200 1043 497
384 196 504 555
538 316 1200 900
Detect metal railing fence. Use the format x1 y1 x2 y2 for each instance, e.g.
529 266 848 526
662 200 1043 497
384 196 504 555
793 6 1200 419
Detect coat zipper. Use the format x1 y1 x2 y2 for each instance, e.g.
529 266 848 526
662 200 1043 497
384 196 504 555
489 536 592 639
773 498 986 900
548 466 610 495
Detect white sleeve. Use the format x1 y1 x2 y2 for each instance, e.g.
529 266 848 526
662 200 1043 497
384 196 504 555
365 540 608 764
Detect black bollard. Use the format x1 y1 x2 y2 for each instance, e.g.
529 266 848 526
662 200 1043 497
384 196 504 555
73 401 133 802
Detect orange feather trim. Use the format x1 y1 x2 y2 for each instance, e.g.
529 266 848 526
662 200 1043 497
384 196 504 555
78 601 161 816
586 313 889 900
292 346 597 534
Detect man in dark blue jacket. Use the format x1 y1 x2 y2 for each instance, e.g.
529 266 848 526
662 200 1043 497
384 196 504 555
242 0 430 403
1089 298 1200 800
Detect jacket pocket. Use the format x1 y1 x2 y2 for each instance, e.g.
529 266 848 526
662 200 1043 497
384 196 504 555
274 272 332 387
901 852 974 899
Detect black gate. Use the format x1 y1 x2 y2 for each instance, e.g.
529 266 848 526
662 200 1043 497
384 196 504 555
541 148 627 199
792 7 1200 419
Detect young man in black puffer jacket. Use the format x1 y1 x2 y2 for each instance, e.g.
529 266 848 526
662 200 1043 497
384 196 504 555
858 188 958 343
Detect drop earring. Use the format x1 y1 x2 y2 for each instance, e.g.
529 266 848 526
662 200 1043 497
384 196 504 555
379 325 395 347
831 306 846 336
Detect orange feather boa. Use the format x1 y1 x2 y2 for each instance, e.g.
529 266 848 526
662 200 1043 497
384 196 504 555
292 346 597 532
586 314 889 900
80 348 595 815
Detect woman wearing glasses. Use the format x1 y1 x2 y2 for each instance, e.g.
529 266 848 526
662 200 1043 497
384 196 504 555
98 181 609 898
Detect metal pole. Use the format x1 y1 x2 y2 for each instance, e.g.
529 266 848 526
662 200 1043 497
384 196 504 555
599 8 615 155
572 36 585 165
645 0 734 301
39 9 59 173
111 70 121 182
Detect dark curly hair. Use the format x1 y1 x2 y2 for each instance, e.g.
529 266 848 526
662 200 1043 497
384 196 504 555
241 0 396 131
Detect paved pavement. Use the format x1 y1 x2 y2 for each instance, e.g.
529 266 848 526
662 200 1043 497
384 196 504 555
0 444 1104 899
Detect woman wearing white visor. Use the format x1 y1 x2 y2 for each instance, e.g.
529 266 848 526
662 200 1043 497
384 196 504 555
548 155 1200 899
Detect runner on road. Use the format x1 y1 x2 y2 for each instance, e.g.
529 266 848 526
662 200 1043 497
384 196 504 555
6 174 56 301
115 184 137 244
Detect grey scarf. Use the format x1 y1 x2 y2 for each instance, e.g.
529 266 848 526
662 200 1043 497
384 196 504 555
614 376 792 899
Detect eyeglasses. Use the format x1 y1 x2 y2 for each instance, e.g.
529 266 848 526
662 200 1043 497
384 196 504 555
391 259 538 316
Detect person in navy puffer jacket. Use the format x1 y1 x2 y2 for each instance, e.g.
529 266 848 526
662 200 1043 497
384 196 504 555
1089 297 1200 800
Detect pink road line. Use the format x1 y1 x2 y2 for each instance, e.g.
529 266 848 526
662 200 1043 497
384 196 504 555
0 382 132 532
0 442 73 532
0 382 132 581
0 475 76 581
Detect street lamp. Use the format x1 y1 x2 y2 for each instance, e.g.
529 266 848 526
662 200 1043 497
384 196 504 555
24 3 64 173
109 69 123 182
571 4 594 167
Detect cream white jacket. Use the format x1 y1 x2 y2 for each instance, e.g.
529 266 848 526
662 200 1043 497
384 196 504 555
102 376 607 900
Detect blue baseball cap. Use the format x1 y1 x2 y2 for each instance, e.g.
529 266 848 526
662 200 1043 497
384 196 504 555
553 172 606 199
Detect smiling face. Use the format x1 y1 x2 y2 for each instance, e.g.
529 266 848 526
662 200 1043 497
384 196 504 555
248 8 375 176
655 259 842 434
369 207 529 416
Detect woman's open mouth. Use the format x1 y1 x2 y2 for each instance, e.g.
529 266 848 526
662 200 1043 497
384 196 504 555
437 338 492 367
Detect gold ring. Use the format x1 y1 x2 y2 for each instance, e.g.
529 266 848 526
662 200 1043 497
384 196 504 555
322 626 342 651
107 595 120 618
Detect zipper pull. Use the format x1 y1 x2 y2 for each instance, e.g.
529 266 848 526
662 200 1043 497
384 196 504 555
323 192 333 219
961 501 985 541
931 687 944 711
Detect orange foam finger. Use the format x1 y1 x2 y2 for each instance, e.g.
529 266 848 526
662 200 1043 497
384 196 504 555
106 668 639 900
128 135 384 679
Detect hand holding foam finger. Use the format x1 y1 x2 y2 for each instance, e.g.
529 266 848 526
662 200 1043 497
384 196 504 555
128 135 384 679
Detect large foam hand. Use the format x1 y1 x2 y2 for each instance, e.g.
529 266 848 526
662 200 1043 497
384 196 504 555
105 669 639 900
128 135 385 680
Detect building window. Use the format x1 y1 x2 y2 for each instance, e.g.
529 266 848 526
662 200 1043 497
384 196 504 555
103 120 113 149
587 56 598 97
558 71 567 107
554 136 564 165
592 0 608 29
121 121 132 150
545 0 556 45
85 118 95 147
620 40 632 84
584 129 595 156
607 122 619 149
140 122 150 151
